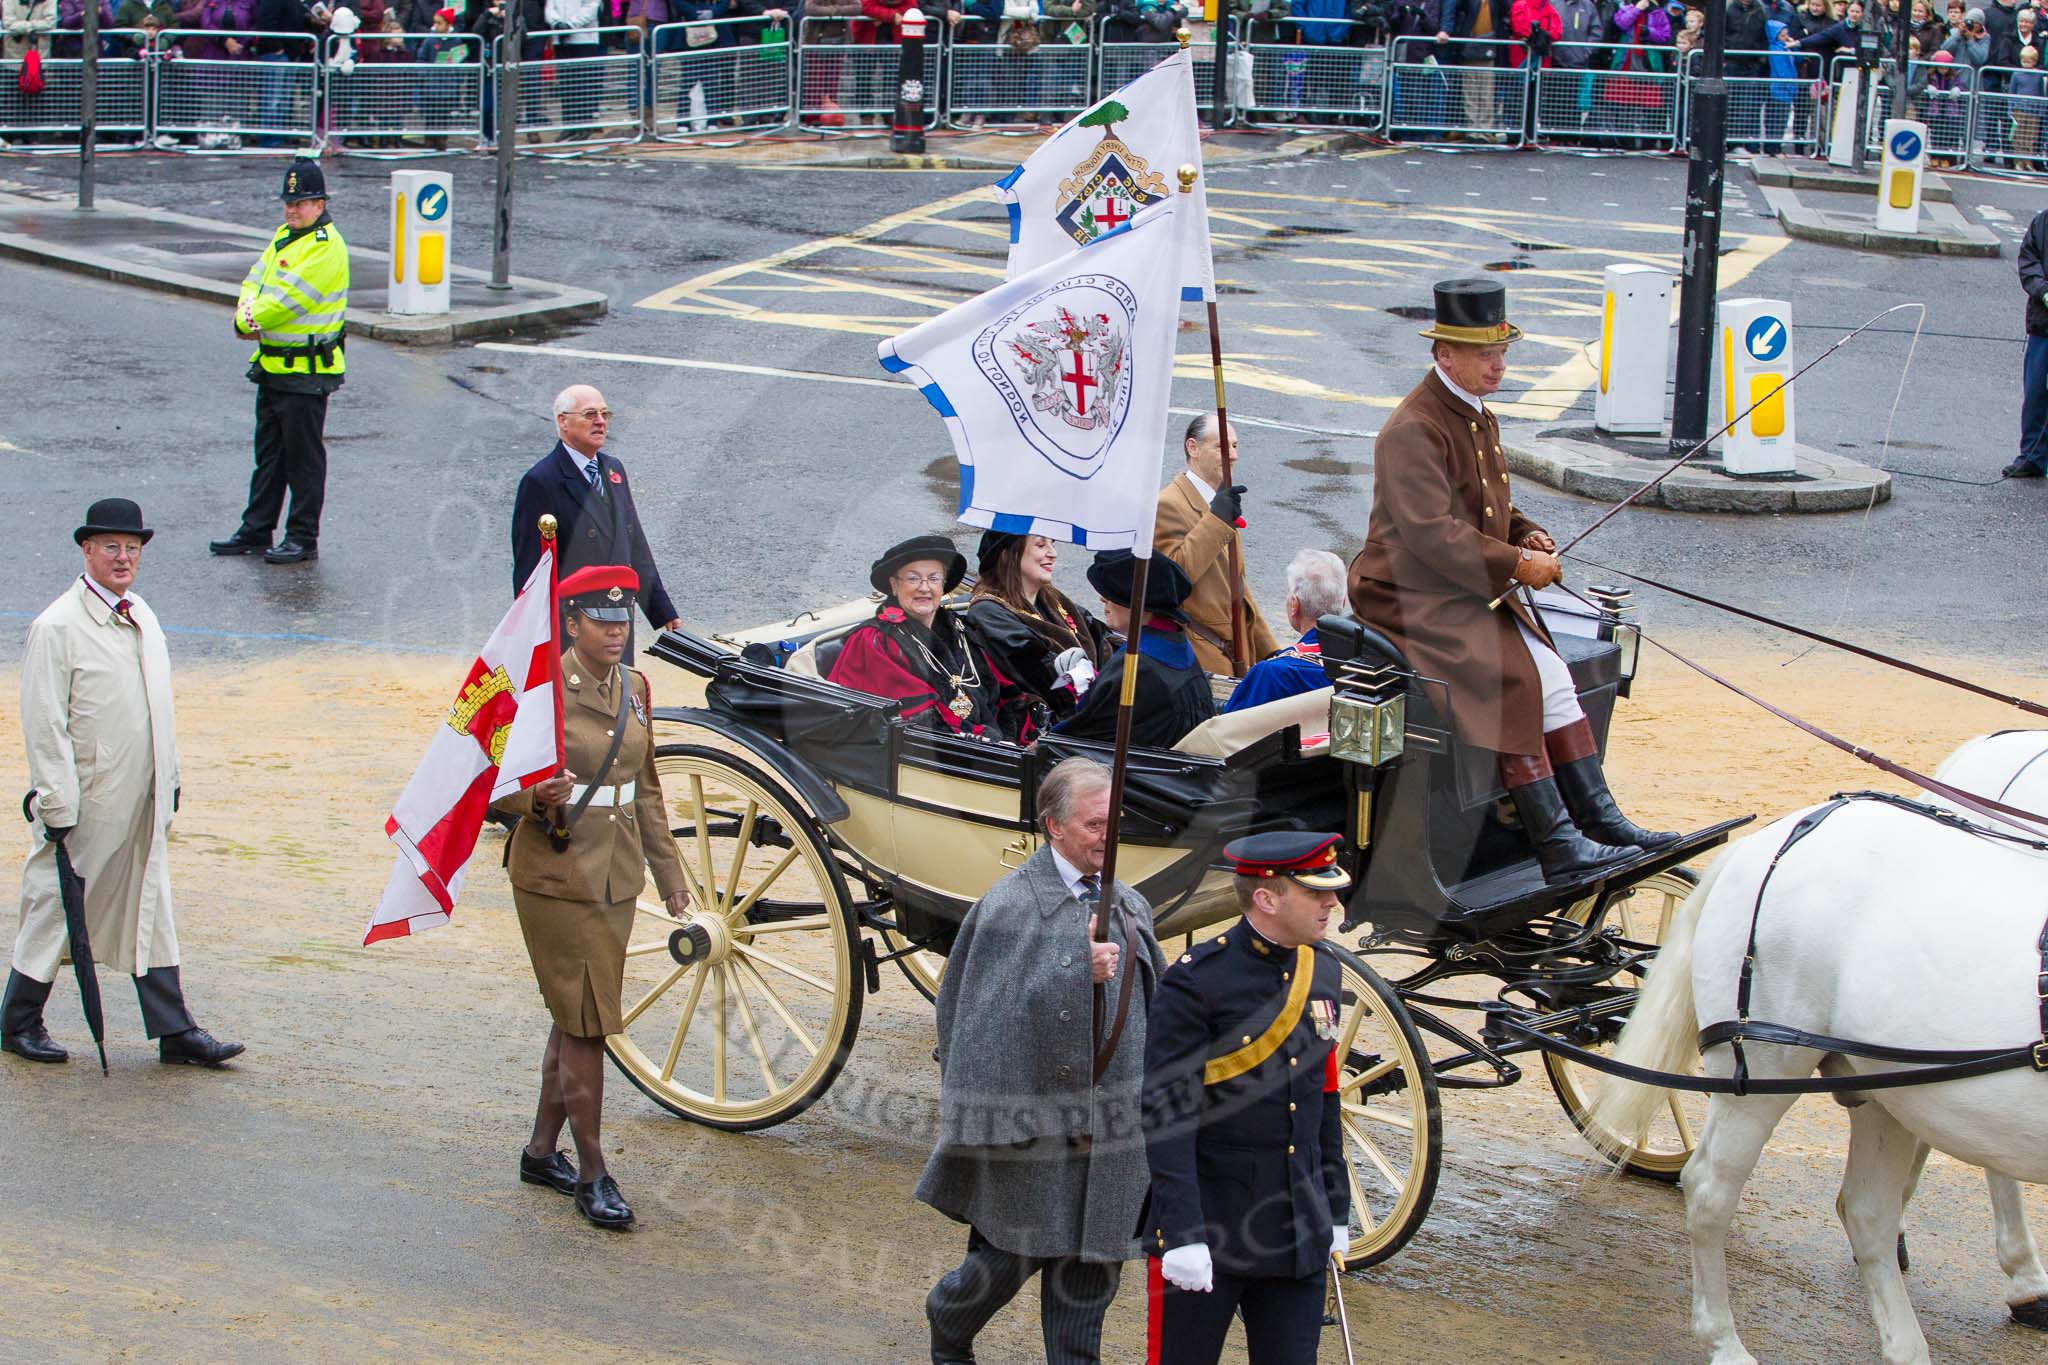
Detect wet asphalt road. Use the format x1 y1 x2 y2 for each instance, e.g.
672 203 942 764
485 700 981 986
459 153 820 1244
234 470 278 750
1 148 2044 671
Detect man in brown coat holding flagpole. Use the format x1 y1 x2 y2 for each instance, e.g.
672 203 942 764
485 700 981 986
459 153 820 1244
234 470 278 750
1154 415 1278 678
1347 279 1675 883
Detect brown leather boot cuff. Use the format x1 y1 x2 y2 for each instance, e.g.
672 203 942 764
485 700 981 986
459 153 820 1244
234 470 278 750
1499 750 1554 787
1544 718 1600 765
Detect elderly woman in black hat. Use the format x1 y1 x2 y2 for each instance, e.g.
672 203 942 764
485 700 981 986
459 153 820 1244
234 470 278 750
964 531 1113 723
827 534 1041 742
1054 550 1217 750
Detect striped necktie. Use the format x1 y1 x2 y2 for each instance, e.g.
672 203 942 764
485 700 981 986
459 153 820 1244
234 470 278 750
583 457 600 488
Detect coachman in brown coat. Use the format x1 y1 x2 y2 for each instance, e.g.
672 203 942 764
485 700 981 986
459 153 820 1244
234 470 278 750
1348 280 1675 882
495 564 690 1231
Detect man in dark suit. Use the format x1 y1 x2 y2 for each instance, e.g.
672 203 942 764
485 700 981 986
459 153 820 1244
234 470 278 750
511 384 680 638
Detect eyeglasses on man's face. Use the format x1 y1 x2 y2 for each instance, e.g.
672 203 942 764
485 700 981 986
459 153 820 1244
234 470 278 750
569 408 613 422
92 541 143 560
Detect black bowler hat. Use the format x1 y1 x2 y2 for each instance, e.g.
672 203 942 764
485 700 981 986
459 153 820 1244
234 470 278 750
1417 278 1522 346
870 534 967 596
559 564 638 622
1224 832 1353 890
1086 550 1194 619
73 497 154 547
280 157 327 203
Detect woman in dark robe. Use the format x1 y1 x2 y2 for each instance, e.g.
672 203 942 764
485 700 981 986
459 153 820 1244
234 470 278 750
826 534 1041 742
964 530 1114 723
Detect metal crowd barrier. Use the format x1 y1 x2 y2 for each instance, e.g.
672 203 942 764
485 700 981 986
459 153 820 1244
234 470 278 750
794 17 939 129
1532 43 1680 149
0 30 149 147
1231 18 1385 130
1097 32 1218 123
325 31 485 152
1683 48 1821 156
649 17 794 138
1383 36 1528 145
1859 57 1974 163
152 29 318 149
501 26 641 149
1968 62 2048 173
942 26 1093 129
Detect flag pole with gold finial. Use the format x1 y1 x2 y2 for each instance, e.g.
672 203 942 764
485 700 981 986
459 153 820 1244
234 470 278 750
1179 29 1249 678
537 513 571 847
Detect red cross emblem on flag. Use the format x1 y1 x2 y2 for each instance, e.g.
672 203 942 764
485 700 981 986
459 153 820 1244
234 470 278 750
1061 346 1099 418
1090 187 1130 233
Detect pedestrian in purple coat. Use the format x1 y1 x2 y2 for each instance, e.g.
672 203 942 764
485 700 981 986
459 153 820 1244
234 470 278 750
174 0 253 59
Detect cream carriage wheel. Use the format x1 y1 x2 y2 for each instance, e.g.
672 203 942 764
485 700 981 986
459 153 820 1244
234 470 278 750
878 929 946 1003
1546 867 1706 1181
1327 944 1442 1270
607 744 863 1132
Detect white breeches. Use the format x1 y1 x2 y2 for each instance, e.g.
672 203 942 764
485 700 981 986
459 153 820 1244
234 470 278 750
1517 620 1585 733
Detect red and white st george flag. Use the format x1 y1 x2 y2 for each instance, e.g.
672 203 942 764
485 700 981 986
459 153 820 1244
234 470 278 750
365 551 563 944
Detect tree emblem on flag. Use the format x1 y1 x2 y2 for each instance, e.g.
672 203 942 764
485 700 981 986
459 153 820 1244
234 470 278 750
1053 99 1168 248
973 274 1137 477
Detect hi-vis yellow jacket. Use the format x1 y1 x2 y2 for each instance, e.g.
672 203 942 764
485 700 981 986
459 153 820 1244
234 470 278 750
237 215 350 384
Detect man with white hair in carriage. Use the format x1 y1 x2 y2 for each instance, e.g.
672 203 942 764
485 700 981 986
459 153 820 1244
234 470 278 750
1348 278 1677 883
917 757 1168 1365
1222 548 1349 714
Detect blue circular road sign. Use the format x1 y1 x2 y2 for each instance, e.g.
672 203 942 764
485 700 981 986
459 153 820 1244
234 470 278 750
1889 128 1923 163
415 182 449 222
1743 314 1787 364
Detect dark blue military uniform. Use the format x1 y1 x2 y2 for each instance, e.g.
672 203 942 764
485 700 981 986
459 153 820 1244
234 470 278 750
1141 912 1350 1364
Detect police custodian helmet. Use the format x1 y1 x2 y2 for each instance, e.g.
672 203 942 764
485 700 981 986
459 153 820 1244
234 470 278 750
279 156 328 203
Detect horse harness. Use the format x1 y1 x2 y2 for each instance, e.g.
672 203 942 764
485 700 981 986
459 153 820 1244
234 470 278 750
1699 791 2048 1096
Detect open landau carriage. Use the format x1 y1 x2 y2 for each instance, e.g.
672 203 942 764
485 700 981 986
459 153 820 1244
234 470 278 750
613 584 1748 1268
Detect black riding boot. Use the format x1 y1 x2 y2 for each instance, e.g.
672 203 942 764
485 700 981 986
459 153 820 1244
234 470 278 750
1507 776 1641 883
1554 757 1680 850
1 969 67 1063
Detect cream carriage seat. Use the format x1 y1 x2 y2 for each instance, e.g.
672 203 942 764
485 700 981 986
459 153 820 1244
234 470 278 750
1173 686 1334 760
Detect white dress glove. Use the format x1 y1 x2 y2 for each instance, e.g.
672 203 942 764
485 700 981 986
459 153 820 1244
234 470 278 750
1329 1227 1351 1263
1160 1243 1214 1293
1051 647 1097 697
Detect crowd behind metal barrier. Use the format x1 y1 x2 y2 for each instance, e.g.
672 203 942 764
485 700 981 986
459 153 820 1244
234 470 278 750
0 0 2045 172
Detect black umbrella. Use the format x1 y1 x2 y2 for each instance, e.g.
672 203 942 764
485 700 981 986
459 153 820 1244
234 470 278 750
22 793 107 1074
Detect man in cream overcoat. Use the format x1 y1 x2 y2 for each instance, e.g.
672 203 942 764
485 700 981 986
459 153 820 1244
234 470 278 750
3 499 243 1068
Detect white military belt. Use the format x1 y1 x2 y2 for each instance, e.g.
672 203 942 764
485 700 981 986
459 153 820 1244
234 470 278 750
570 781 636 807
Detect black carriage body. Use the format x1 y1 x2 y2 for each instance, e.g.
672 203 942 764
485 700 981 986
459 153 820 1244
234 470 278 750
1317 614 1745 947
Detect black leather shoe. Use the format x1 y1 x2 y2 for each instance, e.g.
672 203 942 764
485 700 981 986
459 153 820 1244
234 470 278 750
1554 756 1680 850
574 1174 634 1229
1507 777 1641 883
159 1027 245 1067
520 1148 578 1196
209 532 270 555
262 540 317 564
2002 461 2045 479
2 1025 68 1064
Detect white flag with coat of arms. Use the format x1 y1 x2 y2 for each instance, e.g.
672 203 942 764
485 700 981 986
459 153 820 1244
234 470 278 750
877 199 1194 553
994 46 1214 304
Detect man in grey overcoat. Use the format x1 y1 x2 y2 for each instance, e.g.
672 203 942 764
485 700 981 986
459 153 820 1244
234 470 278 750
917 757 1167 1365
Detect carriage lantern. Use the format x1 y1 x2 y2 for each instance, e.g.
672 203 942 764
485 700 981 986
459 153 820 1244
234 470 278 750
1327 662 1408 768
1586 584 1640 694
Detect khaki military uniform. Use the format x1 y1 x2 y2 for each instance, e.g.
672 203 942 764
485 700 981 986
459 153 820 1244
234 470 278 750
496 652 685 1037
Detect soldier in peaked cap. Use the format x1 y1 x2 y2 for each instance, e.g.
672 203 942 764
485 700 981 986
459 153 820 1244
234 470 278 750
492 565 689 1231
1347 278 1675 886
1141 832 1355 1365
210 156 349 566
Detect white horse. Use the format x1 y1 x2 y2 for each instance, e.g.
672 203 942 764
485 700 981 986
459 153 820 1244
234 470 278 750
1586 751 2048 1364
1905 730 2048 1330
